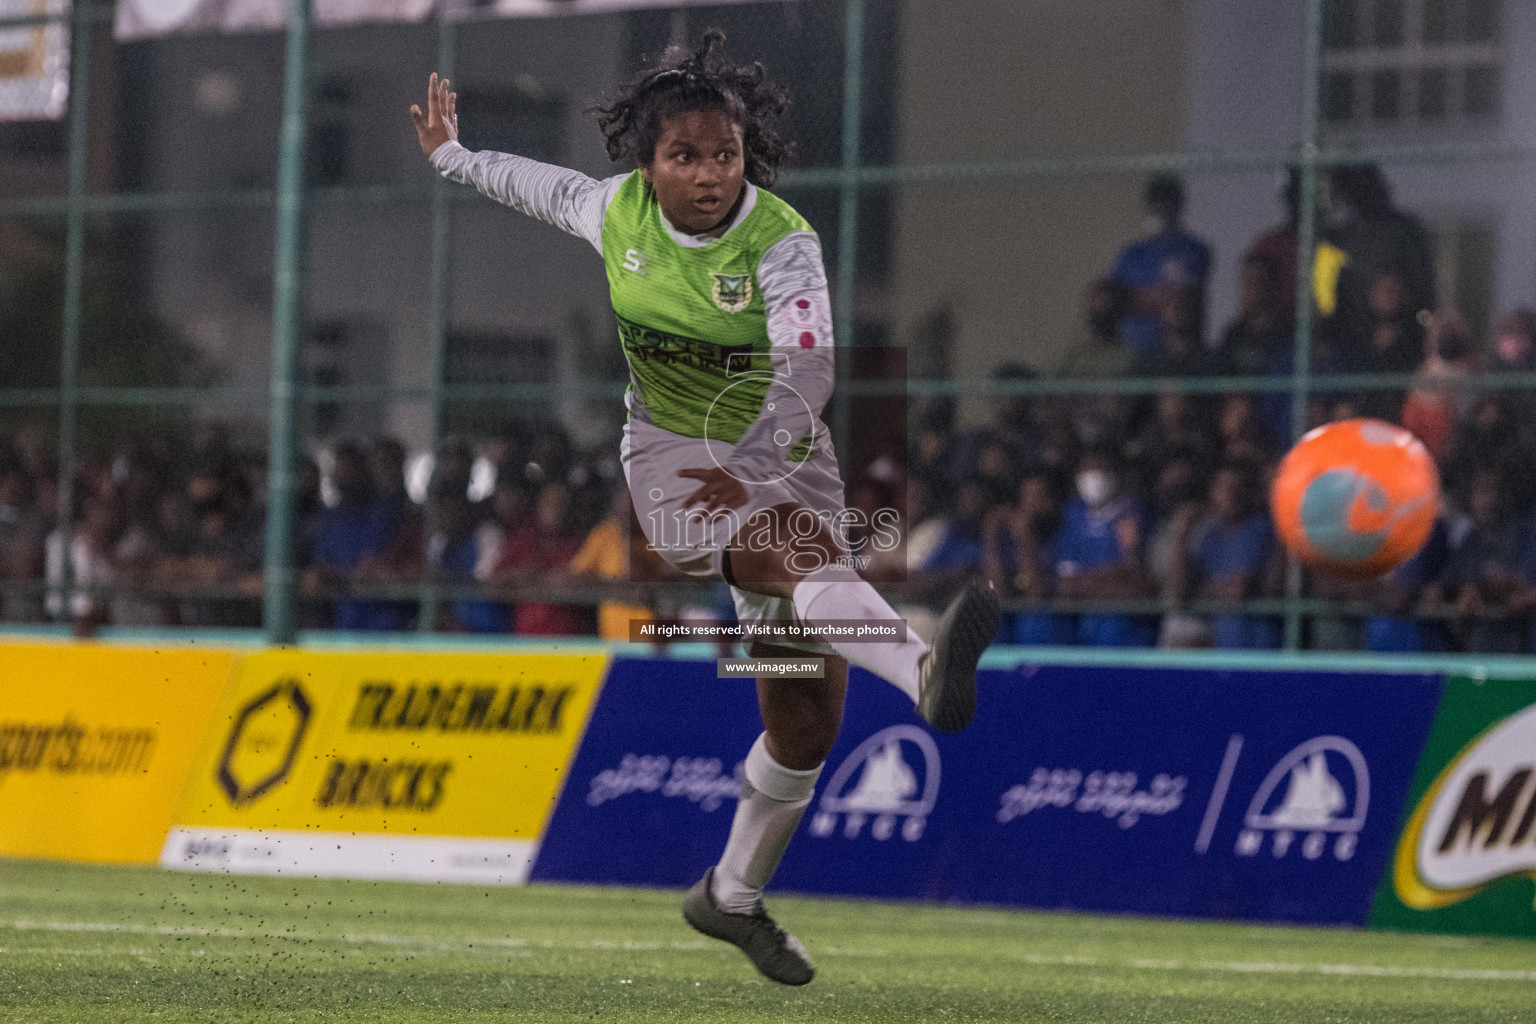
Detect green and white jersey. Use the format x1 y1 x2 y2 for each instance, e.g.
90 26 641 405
431 140 835 481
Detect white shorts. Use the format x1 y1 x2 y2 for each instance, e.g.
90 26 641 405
620 416 848 656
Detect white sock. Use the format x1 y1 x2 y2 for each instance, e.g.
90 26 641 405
790 564 927 703
712 733 822 915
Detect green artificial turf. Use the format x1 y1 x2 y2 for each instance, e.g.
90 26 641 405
0 859 1531 1023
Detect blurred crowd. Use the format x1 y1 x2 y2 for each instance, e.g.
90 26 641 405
901 163 1536 653
6 163 1536 651
0 422 666 640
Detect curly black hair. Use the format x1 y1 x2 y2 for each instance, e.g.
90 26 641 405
591 29 792 188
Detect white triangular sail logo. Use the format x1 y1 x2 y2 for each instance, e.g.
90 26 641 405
809 725 940 843
1270 753 1348 830
1236 736 1369 861
842 742 918 813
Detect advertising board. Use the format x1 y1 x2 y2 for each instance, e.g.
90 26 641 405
0 643 234 864
533 657 1443 926
1371 676 1536 938
163 649 606 884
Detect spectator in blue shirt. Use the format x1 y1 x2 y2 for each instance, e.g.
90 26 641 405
1145 446 1213 648
368 436 424 570
1054 449 1156 646
1111 174 1213 364
1177 461 1282 649
425 479 506 634
910 479 988 594
1366 517 1450 653
983 469 1074 645
1445 466 1530 654
308 441 412 632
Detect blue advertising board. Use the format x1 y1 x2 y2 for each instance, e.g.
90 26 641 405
531 657 1444 926
530 655 764 888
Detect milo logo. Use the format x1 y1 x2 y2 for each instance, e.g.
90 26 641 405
1393 702 1536 910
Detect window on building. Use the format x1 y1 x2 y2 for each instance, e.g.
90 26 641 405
446 330 553 387
443 329 557 437
1430 218 1496 334
456 79 564 165
1321 0 1500 129
305 318 390 437
308 76 352 187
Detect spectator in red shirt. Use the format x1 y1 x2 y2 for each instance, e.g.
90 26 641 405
1402 309 1478 460
1245 168 1302 311
489 480 592 635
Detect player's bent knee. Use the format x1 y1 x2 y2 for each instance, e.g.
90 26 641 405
765 719 841 770
752 647 845 767
728 503 845 593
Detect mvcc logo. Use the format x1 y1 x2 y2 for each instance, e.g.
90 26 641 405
1236 736 1370 862
216 678 312 806
809 725 940 843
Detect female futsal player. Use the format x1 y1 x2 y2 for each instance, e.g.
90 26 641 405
410 32 998 985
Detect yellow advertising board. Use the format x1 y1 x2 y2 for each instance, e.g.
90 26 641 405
163 649 608 884
0 643 236 864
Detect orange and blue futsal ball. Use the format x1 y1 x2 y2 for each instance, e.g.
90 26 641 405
1270 418 1440 579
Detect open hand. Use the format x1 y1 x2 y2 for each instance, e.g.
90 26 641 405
409 72 458 158
678 467 748 513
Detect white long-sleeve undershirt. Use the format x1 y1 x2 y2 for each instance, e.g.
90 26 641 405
431 140 622 252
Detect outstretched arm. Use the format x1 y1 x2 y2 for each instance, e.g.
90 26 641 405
410 72 620 253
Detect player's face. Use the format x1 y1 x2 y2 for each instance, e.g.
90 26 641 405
644 108 746 234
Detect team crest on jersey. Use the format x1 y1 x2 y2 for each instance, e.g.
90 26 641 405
711 272 752 313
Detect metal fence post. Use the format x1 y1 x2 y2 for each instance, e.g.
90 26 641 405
52 2 93 624
418 17 459 633
832 0 865 458
1283 0 1327 651
262 0 315 645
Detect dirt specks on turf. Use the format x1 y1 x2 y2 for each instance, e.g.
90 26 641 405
0 861 1533 1023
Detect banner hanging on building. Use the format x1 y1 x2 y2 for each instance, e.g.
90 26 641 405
0 0 68 122
1371 676 1536 938
114 0 436 39
162 648 607 884
533 658 1444 927
0 643 236 863
116 0 776 38
442 0 787 20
